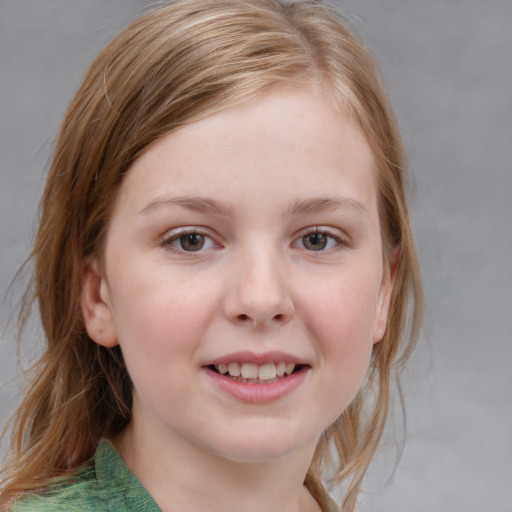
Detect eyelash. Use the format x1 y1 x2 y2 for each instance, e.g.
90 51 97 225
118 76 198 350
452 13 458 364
293 227 347 253
160 227 347 254
161 228 218 254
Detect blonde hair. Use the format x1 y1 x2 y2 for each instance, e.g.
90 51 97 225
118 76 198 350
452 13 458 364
0 1 423 510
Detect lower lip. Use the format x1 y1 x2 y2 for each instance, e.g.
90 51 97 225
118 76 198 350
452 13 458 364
203 367 309 404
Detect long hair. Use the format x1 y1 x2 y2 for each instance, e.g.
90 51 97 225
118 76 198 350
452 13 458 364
0 1 423 510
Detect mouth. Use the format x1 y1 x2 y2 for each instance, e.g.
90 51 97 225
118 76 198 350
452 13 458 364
207 361 306 384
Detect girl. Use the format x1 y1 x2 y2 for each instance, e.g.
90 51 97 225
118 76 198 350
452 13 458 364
0 1 423 511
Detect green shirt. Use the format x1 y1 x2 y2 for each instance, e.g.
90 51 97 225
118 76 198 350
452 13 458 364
12 440 339 511
12 440 160 511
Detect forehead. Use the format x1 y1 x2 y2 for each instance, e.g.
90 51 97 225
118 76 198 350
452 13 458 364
113 86 377 221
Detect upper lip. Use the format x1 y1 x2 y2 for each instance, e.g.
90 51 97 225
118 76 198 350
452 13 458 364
204 350 310 367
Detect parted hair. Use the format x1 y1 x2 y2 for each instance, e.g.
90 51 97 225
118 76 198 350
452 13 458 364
0 1 423 510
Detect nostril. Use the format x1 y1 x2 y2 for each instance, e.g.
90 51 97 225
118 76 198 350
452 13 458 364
234 312 289 324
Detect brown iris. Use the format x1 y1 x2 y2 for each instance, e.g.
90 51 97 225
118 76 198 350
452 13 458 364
302 232 328 251
179 233 205 251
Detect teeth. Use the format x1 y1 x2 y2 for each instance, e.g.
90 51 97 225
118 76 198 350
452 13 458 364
240 363 258 379
228 362 240 377
258 363 277 381
276 361 286 377
214 361 298 380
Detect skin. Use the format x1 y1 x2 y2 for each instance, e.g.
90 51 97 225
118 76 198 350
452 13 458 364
82 86 396 512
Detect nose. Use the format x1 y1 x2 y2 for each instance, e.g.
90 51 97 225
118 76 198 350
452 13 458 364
222 249 295 328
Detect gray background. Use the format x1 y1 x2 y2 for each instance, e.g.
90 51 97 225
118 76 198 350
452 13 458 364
0 1 511 511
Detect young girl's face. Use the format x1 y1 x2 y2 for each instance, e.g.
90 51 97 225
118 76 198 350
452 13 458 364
83 86 395 464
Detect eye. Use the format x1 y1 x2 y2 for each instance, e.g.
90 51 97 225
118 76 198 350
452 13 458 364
163 230 217 252
295 229 344 252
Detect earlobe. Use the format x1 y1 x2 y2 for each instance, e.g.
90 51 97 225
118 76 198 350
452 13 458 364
372 247 399 344
81 259 118 348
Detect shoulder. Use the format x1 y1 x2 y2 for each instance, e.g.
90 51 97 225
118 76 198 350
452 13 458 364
9 466 110 512
8 440 160 512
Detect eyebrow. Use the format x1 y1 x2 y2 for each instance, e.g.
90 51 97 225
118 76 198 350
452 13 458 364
139 195 237 216
286 197 368 217
139 195 368 218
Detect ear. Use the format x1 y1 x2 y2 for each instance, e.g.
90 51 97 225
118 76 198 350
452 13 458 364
372 247 399 344
81 258 118 348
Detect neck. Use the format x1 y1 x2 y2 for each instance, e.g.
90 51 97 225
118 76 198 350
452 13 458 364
113 421 321 512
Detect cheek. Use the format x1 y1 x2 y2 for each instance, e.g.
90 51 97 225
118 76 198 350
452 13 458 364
300 273 380 390
303 272 380 341
107 266 218 378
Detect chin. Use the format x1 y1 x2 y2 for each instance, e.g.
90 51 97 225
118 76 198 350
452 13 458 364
204 424 320 465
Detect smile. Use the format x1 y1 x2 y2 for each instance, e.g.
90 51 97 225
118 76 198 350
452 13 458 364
209 362 299 383
204 362 309 404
